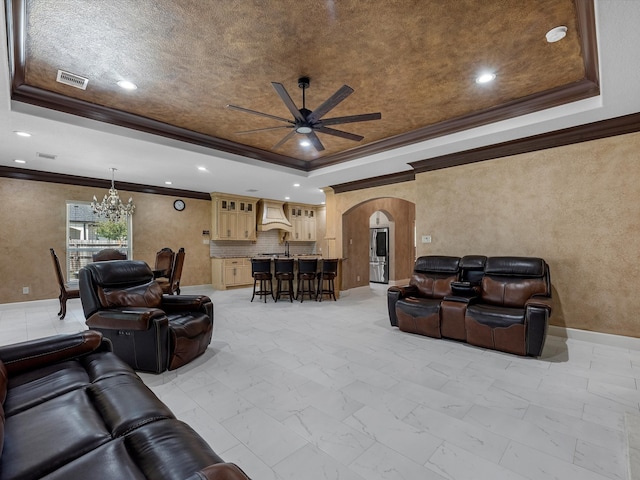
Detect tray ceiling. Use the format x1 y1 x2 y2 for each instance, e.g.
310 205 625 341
6 0 598 172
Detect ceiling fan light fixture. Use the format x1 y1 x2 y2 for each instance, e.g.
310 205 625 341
296 126 313 134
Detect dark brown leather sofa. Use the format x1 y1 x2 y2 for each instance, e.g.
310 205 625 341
388 255 552 357
79 260 213 373
0 331 250 480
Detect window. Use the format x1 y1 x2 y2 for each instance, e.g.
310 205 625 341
66 202 132 282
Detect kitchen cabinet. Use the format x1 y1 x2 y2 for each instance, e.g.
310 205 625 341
285 204 317 241
211 257 252 289
211 193 257 240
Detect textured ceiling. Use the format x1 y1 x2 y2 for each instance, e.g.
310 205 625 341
12 0 591 170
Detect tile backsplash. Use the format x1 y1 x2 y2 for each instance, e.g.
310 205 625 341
209 229 316 257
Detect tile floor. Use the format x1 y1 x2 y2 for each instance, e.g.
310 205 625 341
1 284 638 480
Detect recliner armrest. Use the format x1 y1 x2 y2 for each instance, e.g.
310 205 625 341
162 295 213 318
0 331 108 375
525 295 553 312
387 284 418 298
86 308 167 331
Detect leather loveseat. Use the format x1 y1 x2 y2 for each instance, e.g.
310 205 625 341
79 260 213 373
0 330 250 480
388 255 552 357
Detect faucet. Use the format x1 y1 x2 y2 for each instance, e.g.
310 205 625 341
285 241 290 257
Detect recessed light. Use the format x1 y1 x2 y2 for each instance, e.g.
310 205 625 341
117 80 138 90
293 183 300 187
14 159 26 164
197 166 207 171
546 26 567 43
165 181 173 185
14 131 31 137
475 72 496 84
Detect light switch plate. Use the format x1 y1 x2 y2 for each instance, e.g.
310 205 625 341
421 235 432 243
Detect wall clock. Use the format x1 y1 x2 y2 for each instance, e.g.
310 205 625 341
173 199 185 211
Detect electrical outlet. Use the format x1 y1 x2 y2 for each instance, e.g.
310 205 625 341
357 275 361 281
22 286 29 294
421 235 432 244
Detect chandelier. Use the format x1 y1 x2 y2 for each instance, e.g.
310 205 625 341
91 168 135 222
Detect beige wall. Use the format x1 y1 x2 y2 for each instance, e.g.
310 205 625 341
331 131 640 337
0 177 212 304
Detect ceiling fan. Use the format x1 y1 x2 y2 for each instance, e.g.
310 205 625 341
226 77 381 152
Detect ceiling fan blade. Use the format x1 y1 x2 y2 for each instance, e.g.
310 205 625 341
307 85 354 123
306 131 325 151
226 104 294 124
235 125 294 135
314 126 364 142
320 112 381 126
272 129 297 149
271 83 305 122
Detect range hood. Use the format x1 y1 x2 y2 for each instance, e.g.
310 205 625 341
257 199 292 232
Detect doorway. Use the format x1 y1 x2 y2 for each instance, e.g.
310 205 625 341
369 211 390 284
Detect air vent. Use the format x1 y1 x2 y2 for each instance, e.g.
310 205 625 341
56 70 89 90
246 189 259 193
37 152 57 160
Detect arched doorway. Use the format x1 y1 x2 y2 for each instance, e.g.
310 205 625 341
341 197 415 290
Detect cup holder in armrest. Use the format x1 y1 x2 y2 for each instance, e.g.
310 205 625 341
451 281 478 297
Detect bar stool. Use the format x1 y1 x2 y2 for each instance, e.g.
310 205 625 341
296 258 318 302
274 258 295 302
251 258 274 302
316 259 338 301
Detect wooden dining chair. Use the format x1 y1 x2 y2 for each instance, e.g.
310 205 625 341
50 248 80 319
157 247 185 295
154 247 175 279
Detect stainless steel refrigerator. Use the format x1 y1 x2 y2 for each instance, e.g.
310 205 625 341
370 227 389 284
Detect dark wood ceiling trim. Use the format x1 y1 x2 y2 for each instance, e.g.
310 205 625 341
331 170 415 194
577 0 599 85
5 0 25 87
0 166 211 200
11 85 310 171
309 79 599 170
6 0 600 173
410 111 640 174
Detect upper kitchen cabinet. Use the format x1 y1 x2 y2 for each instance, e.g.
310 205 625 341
285 203 317 242
211 193 257 240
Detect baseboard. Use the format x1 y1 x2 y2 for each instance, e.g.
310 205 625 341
548 325 640 351
0 298 60 311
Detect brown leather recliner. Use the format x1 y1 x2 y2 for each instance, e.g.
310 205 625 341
464 257 552 357
387 256 460 338
79 260 213 373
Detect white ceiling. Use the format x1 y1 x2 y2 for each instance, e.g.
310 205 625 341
1 0 640 205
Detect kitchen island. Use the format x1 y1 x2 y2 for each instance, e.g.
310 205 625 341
211 255 342 298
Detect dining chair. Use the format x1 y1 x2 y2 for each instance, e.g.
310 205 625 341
154 247 175 279
157 247 185 295
50 248 80 319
